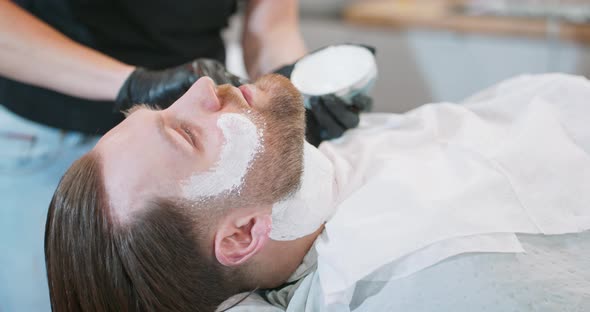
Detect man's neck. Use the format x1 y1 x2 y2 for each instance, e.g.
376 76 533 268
269 142 337 240
251 224 324 289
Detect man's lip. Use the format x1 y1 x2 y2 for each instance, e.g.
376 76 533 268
238 85 254 107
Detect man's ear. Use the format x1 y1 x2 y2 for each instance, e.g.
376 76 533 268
214 212 272 266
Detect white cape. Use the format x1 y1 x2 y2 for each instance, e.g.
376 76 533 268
314 74 590 306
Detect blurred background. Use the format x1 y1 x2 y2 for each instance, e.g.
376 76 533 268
228 0 590 113
2 0 590 311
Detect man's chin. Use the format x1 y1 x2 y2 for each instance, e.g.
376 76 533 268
255 74 304 114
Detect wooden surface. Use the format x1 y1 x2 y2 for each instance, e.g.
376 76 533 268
344 0 590 43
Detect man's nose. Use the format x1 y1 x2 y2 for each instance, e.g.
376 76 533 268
170 76 221 114
194 76 221 112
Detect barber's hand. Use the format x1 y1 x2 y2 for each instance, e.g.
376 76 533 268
115 59 245 112
304 93 373 146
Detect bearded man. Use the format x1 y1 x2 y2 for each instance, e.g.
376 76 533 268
45 73 590 312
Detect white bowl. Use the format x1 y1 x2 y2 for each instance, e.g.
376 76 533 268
291 44 377 106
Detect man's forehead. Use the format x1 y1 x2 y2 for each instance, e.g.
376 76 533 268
98 105 154 145
94 110 185 221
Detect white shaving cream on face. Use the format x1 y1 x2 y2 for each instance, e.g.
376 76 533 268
182 113 261 200
270 142 337 241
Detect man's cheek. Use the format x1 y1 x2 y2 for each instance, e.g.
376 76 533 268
182 113 261 200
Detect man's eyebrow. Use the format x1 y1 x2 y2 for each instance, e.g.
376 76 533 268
154 110 186 153
123 104 186 152
123 104 158 118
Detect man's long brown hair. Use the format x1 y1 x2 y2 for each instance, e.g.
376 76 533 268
44 152 240 312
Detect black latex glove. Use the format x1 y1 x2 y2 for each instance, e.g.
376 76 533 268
114 59 245 112
304 93 373 147
276 44 376 147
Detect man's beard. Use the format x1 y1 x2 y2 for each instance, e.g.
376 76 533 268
207 74 306 209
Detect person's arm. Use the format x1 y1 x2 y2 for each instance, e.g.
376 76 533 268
0 0 134 101
242 0 306 80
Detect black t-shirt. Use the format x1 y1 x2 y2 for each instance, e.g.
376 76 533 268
0 0 237 134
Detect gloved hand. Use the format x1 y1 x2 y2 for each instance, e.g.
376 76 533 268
275 44 376 147
304 93 373 147
114 59 245 112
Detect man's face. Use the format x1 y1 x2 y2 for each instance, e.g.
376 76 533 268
95 74 305 221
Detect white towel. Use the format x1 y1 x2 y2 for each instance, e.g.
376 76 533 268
315 74 590 305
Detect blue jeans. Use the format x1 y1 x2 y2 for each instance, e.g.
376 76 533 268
0 105 99 312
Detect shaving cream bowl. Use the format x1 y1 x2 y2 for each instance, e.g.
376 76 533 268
290 44 377 108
